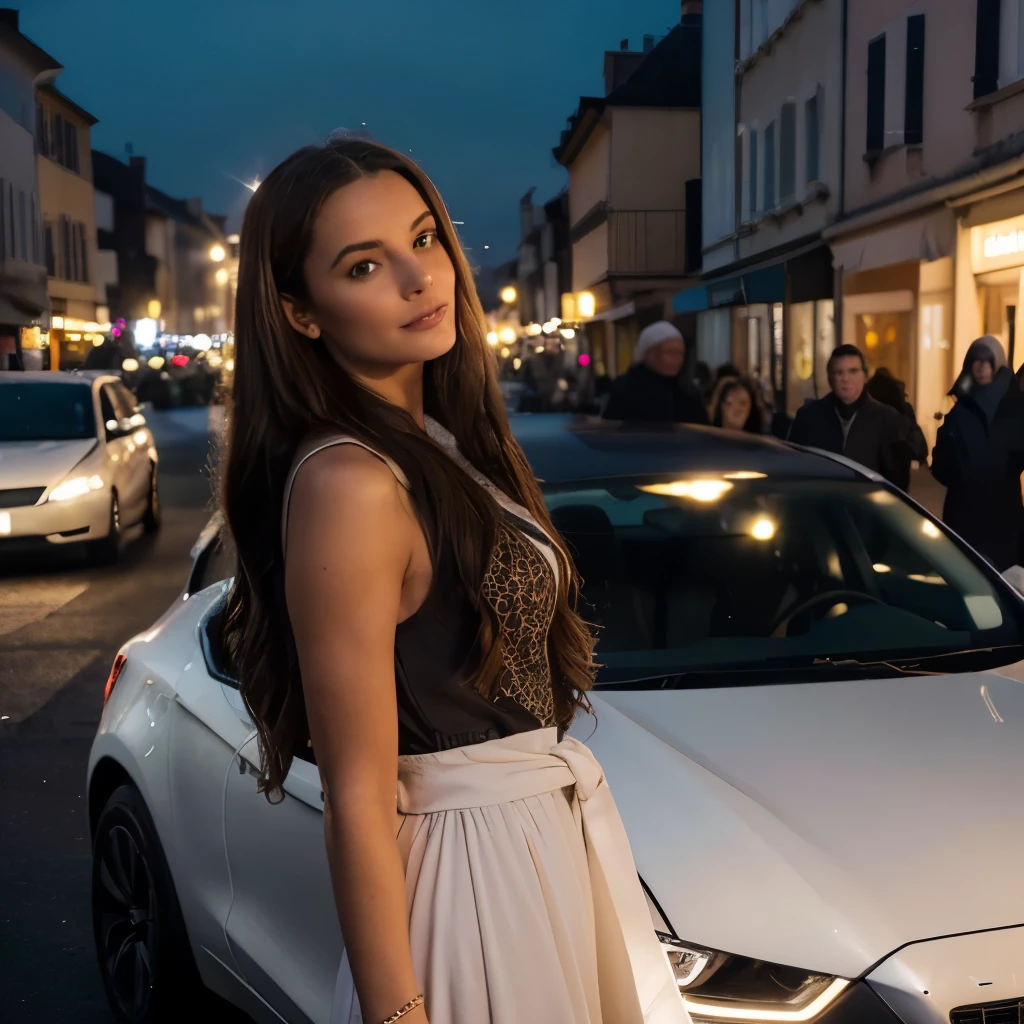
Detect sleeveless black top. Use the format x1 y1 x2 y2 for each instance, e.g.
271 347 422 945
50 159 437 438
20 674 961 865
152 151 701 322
283 418 561 756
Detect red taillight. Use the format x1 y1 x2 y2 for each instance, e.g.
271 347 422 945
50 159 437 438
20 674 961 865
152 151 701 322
171 354 189 367
104 653 127 705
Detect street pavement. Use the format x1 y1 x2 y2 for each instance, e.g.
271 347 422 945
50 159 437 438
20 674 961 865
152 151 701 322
0 406 248 1022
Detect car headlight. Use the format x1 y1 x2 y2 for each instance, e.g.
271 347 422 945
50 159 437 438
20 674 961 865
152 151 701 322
658 935 849 1022
48 474 105 502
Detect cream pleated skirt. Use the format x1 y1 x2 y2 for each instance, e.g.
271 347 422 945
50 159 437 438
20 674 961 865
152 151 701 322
330 728 690 1024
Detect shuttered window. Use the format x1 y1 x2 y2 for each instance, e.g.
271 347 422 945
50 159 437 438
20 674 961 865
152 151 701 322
905 15 925 145
866 34 886 152
779 101 796 202
764 121 776 210
975 0 1001 98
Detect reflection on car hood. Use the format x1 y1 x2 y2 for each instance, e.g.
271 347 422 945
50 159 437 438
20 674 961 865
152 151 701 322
0 439 96 490
571 671 1024 979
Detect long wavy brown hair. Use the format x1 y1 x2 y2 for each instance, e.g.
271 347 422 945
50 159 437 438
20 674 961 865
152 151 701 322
220 137 596 801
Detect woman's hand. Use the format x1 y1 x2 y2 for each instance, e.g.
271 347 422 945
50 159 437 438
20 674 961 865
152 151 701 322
286 444 425 1023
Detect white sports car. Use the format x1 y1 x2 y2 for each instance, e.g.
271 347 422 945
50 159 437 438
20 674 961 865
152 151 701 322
88 419 1024 1024
0 371 160 561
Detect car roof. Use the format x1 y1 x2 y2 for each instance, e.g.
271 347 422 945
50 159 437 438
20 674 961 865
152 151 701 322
511 414 864 485
0 370 115 388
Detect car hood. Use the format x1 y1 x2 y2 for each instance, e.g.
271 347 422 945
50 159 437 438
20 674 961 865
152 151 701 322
572 671 1024 980
0 439 96 490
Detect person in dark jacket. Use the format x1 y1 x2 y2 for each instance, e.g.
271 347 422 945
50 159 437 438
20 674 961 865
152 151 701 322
788 344 910 487
866 366 929 464
601 320 709 424
931 336 1024 570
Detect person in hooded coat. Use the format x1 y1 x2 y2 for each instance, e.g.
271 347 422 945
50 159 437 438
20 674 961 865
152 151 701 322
601 320 709 424
931 335 1024 570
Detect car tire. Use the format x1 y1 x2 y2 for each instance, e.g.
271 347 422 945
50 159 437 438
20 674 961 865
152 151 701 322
92 783 208 1023
93 492 121 564
143 467 161 533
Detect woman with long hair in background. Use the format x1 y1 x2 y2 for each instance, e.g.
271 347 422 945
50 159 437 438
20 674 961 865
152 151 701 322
220 135 687 1024
708 375 765 434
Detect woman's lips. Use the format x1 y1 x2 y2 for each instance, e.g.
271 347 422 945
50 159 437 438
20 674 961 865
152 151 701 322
402 304 448 331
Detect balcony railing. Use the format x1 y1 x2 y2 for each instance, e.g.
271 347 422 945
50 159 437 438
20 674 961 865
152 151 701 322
608 209 688 276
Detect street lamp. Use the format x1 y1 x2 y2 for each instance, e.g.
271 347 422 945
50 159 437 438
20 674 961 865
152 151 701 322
577 291 596 319
498 326 517 344
209 244 226 262
215 268 230 286
500 285 517 305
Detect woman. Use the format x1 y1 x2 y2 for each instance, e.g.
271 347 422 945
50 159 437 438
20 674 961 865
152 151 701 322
931 335 1024 570
220 136 687 1024
709 375 764 434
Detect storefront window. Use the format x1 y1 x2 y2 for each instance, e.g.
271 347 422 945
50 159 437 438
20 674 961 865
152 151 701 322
854 311 913 384
697 308 732 372
787 301 816 415
814 299 835 397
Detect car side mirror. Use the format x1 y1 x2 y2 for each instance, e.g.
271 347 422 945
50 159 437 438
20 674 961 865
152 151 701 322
1000 565 1024 596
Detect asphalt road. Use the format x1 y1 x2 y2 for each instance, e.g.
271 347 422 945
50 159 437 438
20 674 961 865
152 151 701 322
0 407 238 1022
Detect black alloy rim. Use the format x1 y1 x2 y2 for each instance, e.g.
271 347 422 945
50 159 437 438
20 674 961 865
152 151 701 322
95 824 157 1018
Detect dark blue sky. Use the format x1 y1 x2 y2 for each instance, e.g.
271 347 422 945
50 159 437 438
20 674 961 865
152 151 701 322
21 0 679 264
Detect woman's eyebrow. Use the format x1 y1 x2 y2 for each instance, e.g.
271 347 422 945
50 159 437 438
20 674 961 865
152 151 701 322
330 212 435 269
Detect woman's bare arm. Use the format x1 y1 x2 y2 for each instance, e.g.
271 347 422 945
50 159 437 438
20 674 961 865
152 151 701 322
285 446 426 1023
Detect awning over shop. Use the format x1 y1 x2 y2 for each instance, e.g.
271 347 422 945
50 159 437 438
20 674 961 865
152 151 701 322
672 284 708 314
587 300 635 323
829 208 956 273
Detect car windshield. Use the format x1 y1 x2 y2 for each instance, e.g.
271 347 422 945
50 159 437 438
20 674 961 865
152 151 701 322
543 474 1024 686
0 383 96 442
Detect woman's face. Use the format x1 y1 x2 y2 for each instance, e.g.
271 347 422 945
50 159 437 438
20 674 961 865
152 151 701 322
720 385 752 430
972 359 994 385
286 170 457 375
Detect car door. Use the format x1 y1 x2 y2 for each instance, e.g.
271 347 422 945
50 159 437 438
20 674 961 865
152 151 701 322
104 382 148 522
222 737 341 1024
98 383 134 510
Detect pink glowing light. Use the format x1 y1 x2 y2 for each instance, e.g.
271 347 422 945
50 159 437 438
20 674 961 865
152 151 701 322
578 353 591 367
111 327 122 338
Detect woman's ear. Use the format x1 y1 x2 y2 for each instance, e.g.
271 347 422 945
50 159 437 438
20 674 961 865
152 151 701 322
281 296 321 340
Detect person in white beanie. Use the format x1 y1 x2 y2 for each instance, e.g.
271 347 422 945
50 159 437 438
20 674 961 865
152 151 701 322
601 320 708 423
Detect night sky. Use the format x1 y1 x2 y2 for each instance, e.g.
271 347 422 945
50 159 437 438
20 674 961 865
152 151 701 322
20 0 680 264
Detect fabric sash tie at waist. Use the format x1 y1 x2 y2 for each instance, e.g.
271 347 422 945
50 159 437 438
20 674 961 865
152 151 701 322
397 728 689 1023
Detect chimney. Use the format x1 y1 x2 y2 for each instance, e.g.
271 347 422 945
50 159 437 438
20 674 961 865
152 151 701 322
0 9 19 30
681 0 702 17
643 34 655 53
129 155 146 175
620 38 628 51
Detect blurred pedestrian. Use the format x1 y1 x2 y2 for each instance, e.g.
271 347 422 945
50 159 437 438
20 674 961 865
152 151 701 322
220 135 687 1024
867 366 928 465
931 336 1024 570
788 343 910 487
709 375 765 434
602 320 708 424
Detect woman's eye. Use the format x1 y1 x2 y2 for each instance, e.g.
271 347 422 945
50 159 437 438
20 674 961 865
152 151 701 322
349 260 379 279
413 230 438 250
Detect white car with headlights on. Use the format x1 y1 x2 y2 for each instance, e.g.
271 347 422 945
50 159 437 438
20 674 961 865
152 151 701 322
0 371 160 561
88 420 1024 1024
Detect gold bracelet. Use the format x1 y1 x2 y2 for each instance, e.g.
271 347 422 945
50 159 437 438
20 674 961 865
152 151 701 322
381 993 424 1023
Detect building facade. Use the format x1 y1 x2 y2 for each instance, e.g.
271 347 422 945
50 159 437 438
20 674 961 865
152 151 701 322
554 6 703 378
826 0 1024 454
36 84 102 369
687 0 842 421
92 150 228 343
0 9 58 369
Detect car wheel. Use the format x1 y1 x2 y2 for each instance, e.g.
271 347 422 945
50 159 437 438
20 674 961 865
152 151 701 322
143 467 161 533
92 784 207 1023
93 492 121 564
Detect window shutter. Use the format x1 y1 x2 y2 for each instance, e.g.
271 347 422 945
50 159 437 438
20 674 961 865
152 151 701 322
974 0 1001 98
866 34 887 152
805 92 821 182
780 101 797 201
749 129 759 216
764 121 776 210
905 15 925 145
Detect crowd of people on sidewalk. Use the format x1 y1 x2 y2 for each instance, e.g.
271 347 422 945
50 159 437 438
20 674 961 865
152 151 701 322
599 321 1024 572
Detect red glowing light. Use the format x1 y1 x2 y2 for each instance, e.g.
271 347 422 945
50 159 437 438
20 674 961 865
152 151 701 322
171 354 190 367
578 353 591 367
